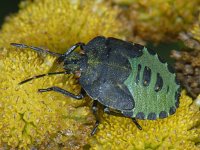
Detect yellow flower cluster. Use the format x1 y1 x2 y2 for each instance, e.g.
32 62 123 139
0 0 199 149
0 0 123 52
0 0 123 149
112 0 200 42
89 91 200 149
1 50 200 150
0 49 95 149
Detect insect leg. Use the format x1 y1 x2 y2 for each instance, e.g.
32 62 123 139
10 43 62 57
19 71 68 85
38 86 84 100
132 118 142 130
64 42 85 56
103 107 110 114
56 42 85 63
91 100 100 136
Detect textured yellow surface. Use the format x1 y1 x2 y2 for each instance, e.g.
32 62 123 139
0 0 123 149
0 49 95 149
0 0 199 149
0 0 123 52
90 91 200 150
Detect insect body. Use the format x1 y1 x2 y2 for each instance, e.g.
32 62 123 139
11 36 181 135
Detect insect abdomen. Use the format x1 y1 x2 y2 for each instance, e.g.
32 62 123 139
124 47 181 120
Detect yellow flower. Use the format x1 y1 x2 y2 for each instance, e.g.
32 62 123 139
0 49 95 149
89 91 200 150
0 0 123 149
0 0 124 52
0 0 200 149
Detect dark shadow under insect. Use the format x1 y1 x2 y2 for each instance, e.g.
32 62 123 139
10 38 143 135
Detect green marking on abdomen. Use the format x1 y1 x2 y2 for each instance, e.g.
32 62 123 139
124 47 179 119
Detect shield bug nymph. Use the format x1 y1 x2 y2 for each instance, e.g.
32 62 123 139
11 36 181 135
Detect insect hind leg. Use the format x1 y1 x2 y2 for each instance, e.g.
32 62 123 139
10 43 62 57
132 118 142 130
91 100 100 136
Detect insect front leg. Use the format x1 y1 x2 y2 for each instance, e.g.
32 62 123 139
38 86 84 100
19 71 68 85
56 42 85 63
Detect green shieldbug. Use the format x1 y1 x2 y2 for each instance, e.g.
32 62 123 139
11 36 181 135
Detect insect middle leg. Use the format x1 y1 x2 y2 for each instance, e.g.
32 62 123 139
38 86 84 100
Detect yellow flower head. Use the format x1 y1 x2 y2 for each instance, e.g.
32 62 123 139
0 49 95 149
89 91 200 149
0 0 200 149
0 0 123 149
0 0 124 52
